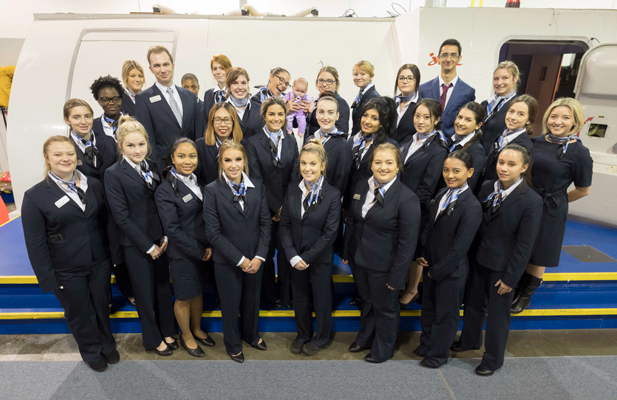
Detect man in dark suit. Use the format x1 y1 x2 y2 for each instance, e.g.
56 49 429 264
419 39 475 138
135 45 204 170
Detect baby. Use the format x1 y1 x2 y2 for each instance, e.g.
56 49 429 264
284 78 312 136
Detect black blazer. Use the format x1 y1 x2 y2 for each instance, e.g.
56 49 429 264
423 187 482 282
202 87 227 124
303 135 353 196
247 131 299 213
305 93 351 139
480 96 516 154
135 84 205 170
21 177 109 292
104 159 164 253
279 180 341 265
343 178 420 290
155 177 209 260
394 98 419 143
483 132 534 183
235 100 263 140
121 93 135 116
399 134 449 214
473 180 543 287
447 139 486 192
74 133 118 184
203 178 271 265
351 85 380 136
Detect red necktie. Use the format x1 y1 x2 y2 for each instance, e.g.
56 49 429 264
440 83 453 111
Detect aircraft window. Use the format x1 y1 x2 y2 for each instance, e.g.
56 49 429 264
588 124 607 138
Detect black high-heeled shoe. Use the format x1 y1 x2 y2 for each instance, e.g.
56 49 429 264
179 333 205 358
164 337 179 350
153 344 173 356
251 339 267 351
230 352 244 363
193 332 216 347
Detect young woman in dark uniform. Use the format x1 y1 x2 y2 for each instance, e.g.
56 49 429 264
247 96 300 310
203 141 272 363
397 99 448 306
480 61 520 154
342 143 421 363
483 95 537 184
224 67 263 140
155 138 216 358
393 63 421 143
452 144 543 376
511 98 593 313
22 136 118 372
202 54 232 123
90 75 125 142
279 140 341 356
305 66 350 139
447 102 487 192
350 61 380 136
414 151 482 368
104 116 177 356
120 60 145 116
251 67 291 104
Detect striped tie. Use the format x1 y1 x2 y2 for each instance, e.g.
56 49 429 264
166 87 183 128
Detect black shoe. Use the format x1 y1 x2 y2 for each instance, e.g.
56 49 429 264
399 292 419 308
349 296 361 306
164 337 179 350
302 342 321 356
193 333 216 347
251 339 267 351
364 354 382 363
179 333 205 358
87 359 108 372
419 359 438 369
103 350 120 364
230 352 244 363
291 341 304 354
511 273 542 314
154 344 173 356
349 342 370 353
271 300 283 310
475 366 494 376
511 273 528 307
449 341 479 352
283 300 292 310
412 345 426 358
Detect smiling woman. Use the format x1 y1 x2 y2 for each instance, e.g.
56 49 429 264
90 75 125 142
121 60 146 116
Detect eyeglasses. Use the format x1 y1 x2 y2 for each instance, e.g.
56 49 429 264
98 96 122 104
213 118 233 125
274 74 291 88
398 76 415 82
439 53 460 60
318 79 336 85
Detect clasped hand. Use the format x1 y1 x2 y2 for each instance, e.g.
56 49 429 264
240 257 262 274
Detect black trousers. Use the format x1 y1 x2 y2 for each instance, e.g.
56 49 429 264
352 262 400 362
112 262 133 300
108 218 134 300
262 219 291 305
214 261 263 355
53 257 116 363
459 263 516 371
417 270 466 367
290 261 332 348
123 245 176 350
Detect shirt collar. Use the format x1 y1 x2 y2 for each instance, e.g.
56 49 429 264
172 170 198 186
439 74 459 88
123 155 144 171
156 80 175 94
494 176 523 198
454 130 476 147
368 175 397 193
48 169 88 187
361 82 375 95
222 171 255 189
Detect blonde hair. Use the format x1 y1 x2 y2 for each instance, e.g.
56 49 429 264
294 77 309 88
218 141 249 179
43 136 76 177
299 139 328 178
146 45 174 65
353 61 375 78
211 54 232 71
494 61 520 92
63 98 93 120
116 115 152 157
205 103 243 146
121 60 146 89
369 142 403 172
542 98 585 135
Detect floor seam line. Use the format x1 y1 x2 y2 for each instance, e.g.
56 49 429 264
437 369 456 400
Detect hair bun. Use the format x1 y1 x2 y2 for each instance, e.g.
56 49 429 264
118 115 134 126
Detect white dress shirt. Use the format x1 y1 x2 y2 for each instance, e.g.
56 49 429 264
173 171 202 201
404 132 432 163
48 170 89 212
226 97 250 120
439 74 459 110
396 91 420 126
361 176 397 218
101 113 123 142
156 81 184 116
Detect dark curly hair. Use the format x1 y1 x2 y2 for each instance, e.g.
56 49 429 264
361 96 397 145
90 75 124 100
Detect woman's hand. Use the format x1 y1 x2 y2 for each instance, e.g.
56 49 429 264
495 279 512 295
287 101 301 114
308 99 316 113
240 258 251 272
203 248 212 261
298 100 310 113
416 257 429 267
272 208 282 222
159 238 168 252
246 258 263 274
150 245 162 260
293 260 309 270
386 284 396 291
341 259 348 265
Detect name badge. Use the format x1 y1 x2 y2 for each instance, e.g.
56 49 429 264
353 194 361 200
150 95 162 103
182 194 193 203
55 196 70 208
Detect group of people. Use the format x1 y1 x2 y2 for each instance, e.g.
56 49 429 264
22 38 593 376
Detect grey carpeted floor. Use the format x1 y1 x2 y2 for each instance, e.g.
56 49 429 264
3 357 617 400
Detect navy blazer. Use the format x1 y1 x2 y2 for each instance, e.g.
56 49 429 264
350 85 380 136
419 77 476 137
399 134 449 214
423 187 482 282
303 135 353 196
447 139 486 192
473 180 543 287
247 131 299 213
155 176 209 260
74 133 118 184
394 99 419 143
305 93 351 139
480 96 516 154
135 84 205 170
235 101 263 140
343 178 420 289
202 87 228 124
121 93 135 116
21 177 109 292
483 132 534 183
203 178 271 265
104 159 164 253
279 180 341 265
